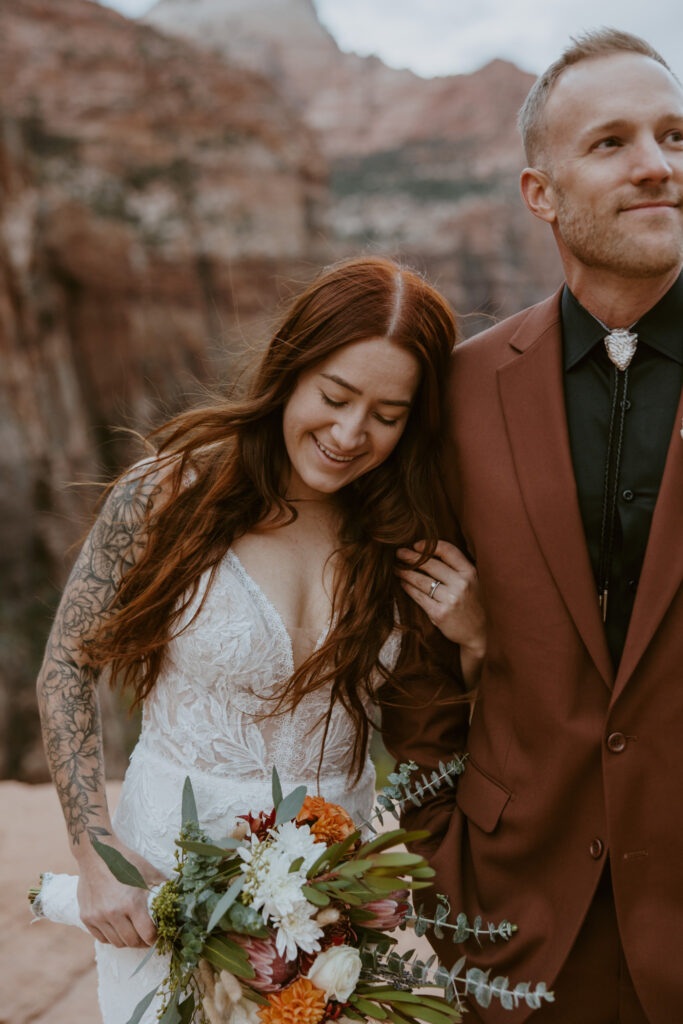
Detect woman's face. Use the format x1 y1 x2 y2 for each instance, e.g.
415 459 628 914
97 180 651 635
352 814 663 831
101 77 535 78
282 336 421 500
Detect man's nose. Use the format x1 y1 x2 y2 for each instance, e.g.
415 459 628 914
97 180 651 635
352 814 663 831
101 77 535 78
630 136 673 184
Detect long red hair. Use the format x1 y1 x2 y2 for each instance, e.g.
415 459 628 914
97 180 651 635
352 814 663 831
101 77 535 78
88 256 459 779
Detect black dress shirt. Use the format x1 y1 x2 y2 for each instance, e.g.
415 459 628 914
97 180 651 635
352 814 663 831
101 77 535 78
562 275 683 668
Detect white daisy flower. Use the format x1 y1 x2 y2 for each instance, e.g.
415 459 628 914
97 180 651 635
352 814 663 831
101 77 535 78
273 899 324 961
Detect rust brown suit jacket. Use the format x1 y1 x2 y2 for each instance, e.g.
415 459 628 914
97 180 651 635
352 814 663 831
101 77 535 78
383 289 683 1023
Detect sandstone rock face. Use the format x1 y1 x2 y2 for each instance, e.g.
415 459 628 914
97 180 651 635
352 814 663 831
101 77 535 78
146 0 562 324
0 0 328 781
3 0 563 783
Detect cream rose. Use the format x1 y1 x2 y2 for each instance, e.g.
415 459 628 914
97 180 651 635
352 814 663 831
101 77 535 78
306 944 362 1002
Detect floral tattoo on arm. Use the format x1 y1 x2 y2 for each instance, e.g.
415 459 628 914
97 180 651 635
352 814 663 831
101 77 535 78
37 471 161 847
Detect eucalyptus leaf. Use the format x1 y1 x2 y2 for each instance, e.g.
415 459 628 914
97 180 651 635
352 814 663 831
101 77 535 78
178 995 195 1024
92 841 149 890
272 766 283 809
158 989 181 1024
274 785 307 825
124 986 159 1024
182 777 198 827
131 941 160 977
207 876 244 933
224 900 269 937
176 840 230 858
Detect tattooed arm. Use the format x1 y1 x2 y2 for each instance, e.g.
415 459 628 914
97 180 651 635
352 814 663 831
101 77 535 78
37 465 167 947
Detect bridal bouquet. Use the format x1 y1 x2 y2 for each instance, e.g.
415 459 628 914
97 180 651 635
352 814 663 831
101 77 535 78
29 762 553 1024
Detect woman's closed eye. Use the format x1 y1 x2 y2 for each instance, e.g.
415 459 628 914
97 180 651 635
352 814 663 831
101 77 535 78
320 390 401 427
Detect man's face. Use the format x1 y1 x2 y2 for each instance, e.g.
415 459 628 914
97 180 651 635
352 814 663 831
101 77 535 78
536 53 683 281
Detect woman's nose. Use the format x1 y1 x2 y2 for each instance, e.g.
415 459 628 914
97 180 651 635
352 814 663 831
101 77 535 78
329 411 367 449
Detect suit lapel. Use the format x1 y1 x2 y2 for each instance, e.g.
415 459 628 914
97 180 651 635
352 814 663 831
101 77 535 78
615 386 683 695
497 294 614 688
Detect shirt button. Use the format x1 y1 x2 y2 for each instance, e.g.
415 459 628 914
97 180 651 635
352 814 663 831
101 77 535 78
622 489 634 502
589 838 604 859
607 731 627 753
628 578 638 592
622 398 632 411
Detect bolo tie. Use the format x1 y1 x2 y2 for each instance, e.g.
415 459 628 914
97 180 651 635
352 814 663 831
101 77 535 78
597 325 638 621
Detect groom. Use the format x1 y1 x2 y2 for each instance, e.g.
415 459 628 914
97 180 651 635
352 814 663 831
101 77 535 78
385 29 683 1023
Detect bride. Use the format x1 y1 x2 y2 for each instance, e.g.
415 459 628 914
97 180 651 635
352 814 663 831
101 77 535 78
36 256 485 1023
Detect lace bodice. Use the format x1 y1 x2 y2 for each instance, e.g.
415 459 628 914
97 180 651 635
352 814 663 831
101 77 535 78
135 549 398 788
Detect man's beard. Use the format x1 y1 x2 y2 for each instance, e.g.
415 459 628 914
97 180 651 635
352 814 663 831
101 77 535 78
554 186 683 279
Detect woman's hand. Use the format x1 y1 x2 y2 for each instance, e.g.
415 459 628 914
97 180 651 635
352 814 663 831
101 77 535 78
396 540 486 678
76 836 166 948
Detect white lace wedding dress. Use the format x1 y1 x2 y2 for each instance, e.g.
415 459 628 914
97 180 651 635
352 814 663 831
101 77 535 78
94 548 400 1024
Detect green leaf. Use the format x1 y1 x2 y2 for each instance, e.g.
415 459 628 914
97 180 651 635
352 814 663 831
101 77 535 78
178 995 195 1024
131 941 160 977
159 990 181 1024
359 829 411 856
369 852 426 868
274 785 307 825
202 936 255 979
207 876 244 933
303 886 331 907
92 841 149 890
289 856 305 873
182 777 198 827
401 1006 459 1024
306 830 360 878
363 875 411 893
349 997 389 1018
176 840 233 858
124 986 158 1024
340 1010 366 1022
272 767 283 809
338 859 374 877
241 988 271 1007
224 901 269 937
409 866 436 879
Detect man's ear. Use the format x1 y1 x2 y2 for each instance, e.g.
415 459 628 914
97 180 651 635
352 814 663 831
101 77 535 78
520 167 557 224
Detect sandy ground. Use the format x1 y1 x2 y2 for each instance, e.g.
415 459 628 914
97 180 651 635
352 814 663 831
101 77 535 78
2 781 433 1024
0 780 122 1024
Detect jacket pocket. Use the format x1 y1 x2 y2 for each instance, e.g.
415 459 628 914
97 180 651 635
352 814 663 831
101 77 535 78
456 757 511 834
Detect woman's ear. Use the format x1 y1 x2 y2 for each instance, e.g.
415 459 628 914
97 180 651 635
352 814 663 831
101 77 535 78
520 167 557 225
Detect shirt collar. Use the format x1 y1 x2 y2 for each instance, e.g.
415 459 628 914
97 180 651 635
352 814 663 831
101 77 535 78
562 271 683 370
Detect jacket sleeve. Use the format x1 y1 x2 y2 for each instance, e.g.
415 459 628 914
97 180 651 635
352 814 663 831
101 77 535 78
379 609 471 860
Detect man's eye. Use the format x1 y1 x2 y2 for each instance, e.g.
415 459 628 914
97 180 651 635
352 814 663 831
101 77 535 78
595 137 621 150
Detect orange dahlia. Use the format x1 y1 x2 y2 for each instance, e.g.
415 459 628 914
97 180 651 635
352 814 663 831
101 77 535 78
297 796 356 845
257 977 327 1024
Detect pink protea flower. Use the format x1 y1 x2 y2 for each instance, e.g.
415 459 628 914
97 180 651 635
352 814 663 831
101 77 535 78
360 890 410 930
233 931 297 992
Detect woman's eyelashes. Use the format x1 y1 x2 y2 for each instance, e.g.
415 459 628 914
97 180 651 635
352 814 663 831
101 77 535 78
319 390 400 427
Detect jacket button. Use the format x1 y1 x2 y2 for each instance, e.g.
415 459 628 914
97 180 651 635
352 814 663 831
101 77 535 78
589 838 604 859
607 731 627 753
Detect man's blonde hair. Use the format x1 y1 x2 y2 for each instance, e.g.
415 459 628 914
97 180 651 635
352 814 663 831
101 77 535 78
518 28 676 165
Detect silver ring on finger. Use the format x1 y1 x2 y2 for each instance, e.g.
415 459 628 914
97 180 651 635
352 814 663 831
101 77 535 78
428 579 441 599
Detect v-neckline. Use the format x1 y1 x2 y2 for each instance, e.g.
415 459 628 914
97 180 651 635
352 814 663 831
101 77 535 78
227 549 331 675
